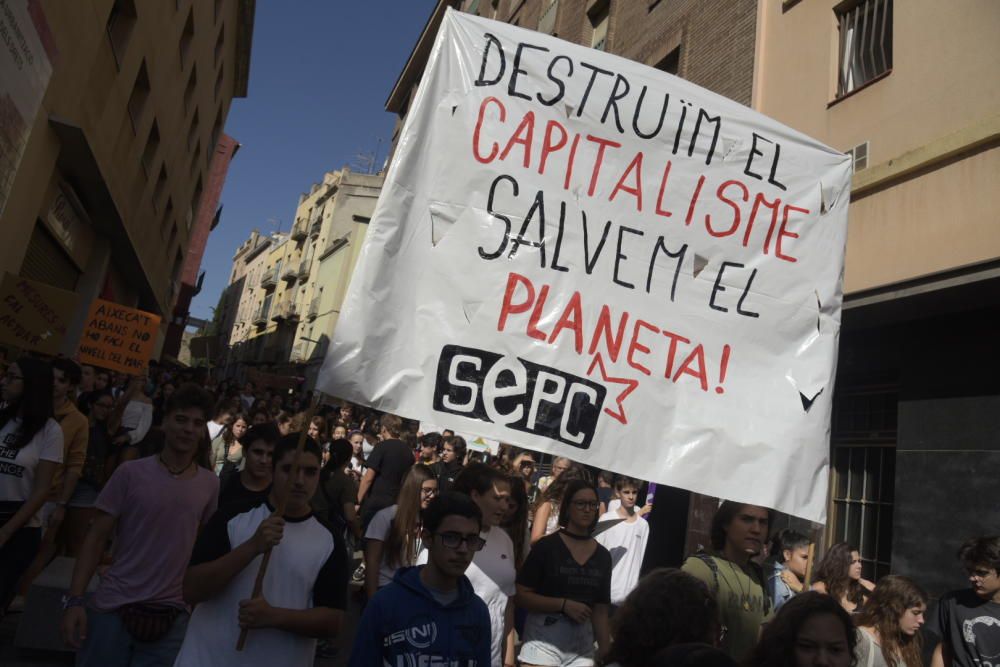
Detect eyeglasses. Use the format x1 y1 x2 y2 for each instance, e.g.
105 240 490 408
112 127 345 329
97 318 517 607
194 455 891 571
572 500 600 510
420 486 439 497
519 461 535 469
435 532 486 551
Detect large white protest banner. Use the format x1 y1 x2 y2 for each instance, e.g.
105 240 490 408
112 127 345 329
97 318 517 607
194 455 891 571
317 9 851 522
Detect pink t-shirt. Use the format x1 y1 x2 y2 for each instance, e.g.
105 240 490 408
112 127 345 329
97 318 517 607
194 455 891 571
92 456 219 611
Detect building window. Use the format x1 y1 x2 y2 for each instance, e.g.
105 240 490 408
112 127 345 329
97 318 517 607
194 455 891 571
836 0 892 97
161 197 174 241
180 8 195 69
847 141 869 171
210 107 223 150
655 47 680 76
589 2 609 52
142 120 160 176
188 109 200 150
153 164 168 210
191 176 203 225
183 65 198 115
829 386 898 581
214 66 224 102
127 61 151 133
106 0 137 70
214 24 225 68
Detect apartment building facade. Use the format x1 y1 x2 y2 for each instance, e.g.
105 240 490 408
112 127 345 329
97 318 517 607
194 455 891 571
755 0 1000 595
218 169 383 383
0 0 254 359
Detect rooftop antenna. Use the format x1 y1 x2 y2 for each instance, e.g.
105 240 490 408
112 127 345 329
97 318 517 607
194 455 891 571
351 136 384 175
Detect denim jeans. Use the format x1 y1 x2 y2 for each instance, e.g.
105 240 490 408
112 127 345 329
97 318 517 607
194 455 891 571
76 606 189 667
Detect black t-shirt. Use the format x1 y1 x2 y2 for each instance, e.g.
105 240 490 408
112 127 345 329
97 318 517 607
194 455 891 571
432 460 464 494
597 487 614 508
366 438 414 506
218 473 270 514
934 588 1000 667
517 531 612 606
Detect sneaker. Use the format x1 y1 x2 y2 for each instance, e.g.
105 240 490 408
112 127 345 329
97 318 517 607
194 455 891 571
351 562 365 583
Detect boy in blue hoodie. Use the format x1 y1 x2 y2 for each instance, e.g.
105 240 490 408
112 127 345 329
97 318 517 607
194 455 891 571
349 492 491 666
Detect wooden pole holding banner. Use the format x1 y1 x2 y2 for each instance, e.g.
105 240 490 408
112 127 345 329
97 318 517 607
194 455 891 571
236 393 323 650
804 542 817 589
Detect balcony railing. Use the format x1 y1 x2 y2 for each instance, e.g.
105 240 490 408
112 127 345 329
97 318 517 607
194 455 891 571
259 267 277 289
252 304 268 326
309 219 322 237
297 257 310 279
307 297 319 319
281 261 298 282
290 218 307 241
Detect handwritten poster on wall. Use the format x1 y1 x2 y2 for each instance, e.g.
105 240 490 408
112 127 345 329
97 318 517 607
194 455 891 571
78 299 160 375
317 10 852 521
0 272 77 355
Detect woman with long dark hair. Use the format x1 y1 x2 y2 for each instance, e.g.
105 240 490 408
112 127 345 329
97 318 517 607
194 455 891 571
502 472 530 568
854 576 927 667
209 412 247 476
363 464 438 599
0 358 63 608
516 478 612 666
530 463 587 544
744 591 856 667
812 542 875 612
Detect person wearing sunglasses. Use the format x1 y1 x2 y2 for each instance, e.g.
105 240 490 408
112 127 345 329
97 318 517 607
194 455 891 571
516 478 612 666
931 536 1000 667
349 492 491 667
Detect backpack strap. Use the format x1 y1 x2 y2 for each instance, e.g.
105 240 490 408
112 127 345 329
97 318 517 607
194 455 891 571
693 552 721 595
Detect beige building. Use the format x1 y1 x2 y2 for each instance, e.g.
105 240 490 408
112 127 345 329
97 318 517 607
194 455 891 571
0 0 254 357
755 0 1000 594
216 228 283 368
220 169 383 383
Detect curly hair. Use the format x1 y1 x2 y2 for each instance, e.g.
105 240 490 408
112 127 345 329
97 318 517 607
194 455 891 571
814 542 867 608
958 536 1000 572
602 568 719 667
855 576 927 667
744 591 857 667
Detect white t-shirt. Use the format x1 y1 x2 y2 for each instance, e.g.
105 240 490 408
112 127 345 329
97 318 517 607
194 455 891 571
418 525 516 667
121 400 153 444
0 417 63 527
175 502 348 667
365 504 424 587
595 509 650 605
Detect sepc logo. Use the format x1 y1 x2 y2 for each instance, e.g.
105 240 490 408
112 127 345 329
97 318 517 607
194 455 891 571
433 345 605 449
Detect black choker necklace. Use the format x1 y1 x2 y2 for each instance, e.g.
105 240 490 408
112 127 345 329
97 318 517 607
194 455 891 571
560 528 591 540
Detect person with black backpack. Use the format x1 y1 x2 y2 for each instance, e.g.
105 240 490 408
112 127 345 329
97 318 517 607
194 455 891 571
681 501 773 661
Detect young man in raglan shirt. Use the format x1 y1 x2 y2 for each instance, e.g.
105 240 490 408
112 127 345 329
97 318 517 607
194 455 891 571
350 492 491 666
173 434 349 667
931 536 1000 667
61 384 219 666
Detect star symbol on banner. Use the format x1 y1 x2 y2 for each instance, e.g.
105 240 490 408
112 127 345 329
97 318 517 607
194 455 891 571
587 353 639 425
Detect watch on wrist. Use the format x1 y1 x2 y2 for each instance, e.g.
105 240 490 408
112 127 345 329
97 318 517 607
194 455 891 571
61 594 86 610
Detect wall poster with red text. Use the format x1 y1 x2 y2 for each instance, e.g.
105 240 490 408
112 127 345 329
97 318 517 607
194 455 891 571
317 9 852 522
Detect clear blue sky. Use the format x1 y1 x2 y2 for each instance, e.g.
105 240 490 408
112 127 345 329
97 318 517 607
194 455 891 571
190 0 436 321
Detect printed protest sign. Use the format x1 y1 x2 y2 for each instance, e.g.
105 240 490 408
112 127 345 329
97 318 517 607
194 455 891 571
0 272 77 356
317 10 852 521
78 299 160 375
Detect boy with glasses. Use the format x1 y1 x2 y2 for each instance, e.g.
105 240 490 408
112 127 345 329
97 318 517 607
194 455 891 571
931 536 1000 667
350 492 491 666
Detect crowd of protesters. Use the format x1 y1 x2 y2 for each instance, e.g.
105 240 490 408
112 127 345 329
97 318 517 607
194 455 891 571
0 356 998 667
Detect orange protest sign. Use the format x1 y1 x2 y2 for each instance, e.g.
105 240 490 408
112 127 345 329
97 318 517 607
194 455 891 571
78 298 161 375
0 272 78 356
